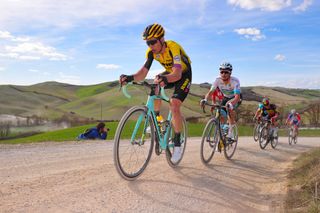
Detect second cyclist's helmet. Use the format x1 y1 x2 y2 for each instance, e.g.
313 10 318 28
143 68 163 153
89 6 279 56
262 97 269 106
291 109 296 114
219 62 233 72
142 23 165 40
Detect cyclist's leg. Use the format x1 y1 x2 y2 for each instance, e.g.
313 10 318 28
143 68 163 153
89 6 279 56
170 70 191 163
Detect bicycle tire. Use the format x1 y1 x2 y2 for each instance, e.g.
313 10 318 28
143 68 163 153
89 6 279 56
165 117 187 167
224 124 238 159
253 123 260 142
113 106 154 180
271 136 278 149
288 128 293 145
200 118 218 164
259 126 269 149
293 128 298 144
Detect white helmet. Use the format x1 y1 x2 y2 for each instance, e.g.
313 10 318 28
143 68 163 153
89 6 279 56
219 62 233 72
291 109 296 114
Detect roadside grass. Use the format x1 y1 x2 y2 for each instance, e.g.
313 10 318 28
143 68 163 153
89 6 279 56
285 147 320 212
0 122 319 144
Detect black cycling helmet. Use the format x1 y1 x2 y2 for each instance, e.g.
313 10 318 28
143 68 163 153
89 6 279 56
142 23 165 40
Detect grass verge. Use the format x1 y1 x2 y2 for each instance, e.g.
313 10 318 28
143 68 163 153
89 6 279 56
0 122 319 144
285 148 320 212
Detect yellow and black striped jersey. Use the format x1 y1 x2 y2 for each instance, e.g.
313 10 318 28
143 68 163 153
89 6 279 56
144 40 191 73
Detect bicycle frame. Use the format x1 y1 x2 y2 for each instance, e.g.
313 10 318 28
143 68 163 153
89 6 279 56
204 104 229 145
122 82 173 150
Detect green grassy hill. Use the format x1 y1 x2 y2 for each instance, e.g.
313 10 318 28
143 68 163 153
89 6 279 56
0 81 319 124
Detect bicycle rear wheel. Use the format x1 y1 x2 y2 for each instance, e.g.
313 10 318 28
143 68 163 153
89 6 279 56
113 106 154 180
259 126 269 149
271 132 278 149
165 117 187 167
224 124 238 159
200 118 219 164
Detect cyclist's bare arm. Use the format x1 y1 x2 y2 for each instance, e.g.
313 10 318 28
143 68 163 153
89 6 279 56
228 94 240 106
164 66 182 83
204 90 214 101
132 66 149 81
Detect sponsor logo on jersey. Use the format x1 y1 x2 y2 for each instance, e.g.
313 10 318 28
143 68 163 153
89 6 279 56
180 78 190 90
173 55 181 62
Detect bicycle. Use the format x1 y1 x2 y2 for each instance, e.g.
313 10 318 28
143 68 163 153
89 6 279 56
288 125 298 145
113 81 187 180
200 102 238 164
253 119 264 142
258 119 278 149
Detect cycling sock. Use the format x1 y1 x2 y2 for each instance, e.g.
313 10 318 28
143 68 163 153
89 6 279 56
174 133 181 147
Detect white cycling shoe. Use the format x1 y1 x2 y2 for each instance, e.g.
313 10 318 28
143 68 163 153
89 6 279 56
171 146 182 163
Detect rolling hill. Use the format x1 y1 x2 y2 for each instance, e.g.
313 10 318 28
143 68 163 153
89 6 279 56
0 81 319 125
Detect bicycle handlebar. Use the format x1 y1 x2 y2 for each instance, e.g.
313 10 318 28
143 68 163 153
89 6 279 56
201 102 228 114
121 81 170 102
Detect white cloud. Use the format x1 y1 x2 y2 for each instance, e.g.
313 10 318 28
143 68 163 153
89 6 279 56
0 0 204 30
55 72 81 85
0 30 30 42
228 0 292 11
96 64 121 70
293 0 313 12
28 69 39 73
234 28 266 41
0 31 68 61
0 67 5 71
274 54 286 61
261 77 320 89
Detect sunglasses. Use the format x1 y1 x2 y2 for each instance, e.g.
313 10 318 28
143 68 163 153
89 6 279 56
220 71 231 74
146 39 158 46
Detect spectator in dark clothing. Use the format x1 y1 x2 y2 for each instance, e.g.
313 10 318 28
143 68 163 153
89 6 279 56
77 122 109 140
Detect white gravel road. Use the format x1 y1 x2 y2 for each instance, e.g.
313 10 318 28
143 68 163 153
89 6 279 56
0 137 319 213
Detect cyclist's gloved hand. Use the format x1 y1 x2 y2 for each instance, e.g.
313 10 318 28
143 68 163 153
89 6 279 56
119 74 134 85
227 102 234 110
156 74 168 86
200 99 207 107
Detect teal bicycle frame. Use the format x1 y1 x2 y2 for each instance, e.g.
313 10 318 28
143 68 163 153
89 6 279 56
123 82 174 150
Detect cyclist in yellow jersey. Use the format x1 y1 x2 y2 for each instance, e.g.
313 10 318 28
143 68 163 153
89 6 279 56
119 23 192 163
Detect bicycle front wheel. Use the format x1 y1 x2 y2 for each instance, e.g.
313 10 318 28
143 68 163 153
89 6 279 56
224 124 238 159
259 126 268 149
200 118 219 164
165 117 187 167
113 106 154 180
288 128 293 145
253 123 260 142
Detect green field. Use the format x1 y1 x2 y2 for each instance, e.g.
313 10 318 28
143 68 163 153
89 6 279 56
1 122 319 144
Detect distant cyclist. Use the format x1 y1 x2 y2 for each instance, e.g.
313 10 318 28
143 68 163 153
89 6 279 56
119 23 192 163
285 109 301 136
200 62 241 139
253 97 280 138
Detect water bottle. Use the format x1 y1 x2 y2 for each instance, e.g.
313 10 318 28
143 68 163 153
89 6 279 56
156 115 165 133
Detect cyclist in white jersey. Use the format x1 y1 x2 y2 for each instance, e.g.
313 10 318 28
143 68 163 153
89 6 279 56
200 62 242 139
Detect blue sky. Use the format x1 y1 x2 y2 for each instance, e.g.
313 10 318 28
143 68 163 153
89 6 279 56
0 0 319 89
